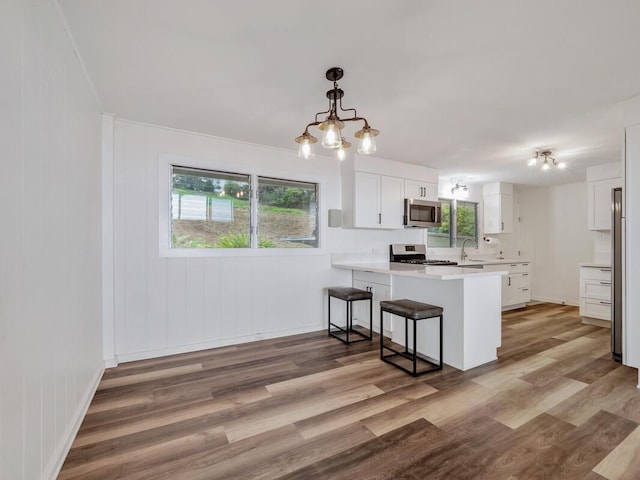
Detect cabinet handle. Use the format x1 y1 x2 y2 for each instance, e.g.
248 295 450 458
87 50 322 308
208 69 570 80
501 221 504 231
522 288 529 291
600 281 611 285
599 301 611 305
508 277 511 286
523 273 529 276
378 213 382 224
600 268 612 272
510 264 518 267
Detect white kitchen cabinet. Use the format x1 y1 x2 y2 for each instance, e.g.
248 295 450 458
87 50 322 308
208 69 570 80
352 271 392 335
579 266 611 321
483 182 514 234
587 178 622 230
351 171 404 229
341 155 439 229
483 262 530 310
404 179 439 201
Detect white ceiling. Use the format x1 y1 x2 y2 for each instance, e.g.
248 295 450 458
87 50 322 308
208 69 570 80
58 0 640 187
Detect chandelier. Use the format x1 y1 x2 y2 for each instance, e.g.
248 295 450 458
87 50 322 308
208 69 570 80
527 150 566 171
295 67 379 160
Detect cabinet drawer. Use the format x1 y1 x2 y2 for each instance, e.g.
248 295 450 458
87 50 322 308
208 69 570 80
581 280 611 300
353 270 391 285
580 297 612 320
510 273 530 290
508 262 530 274
580 267 611 282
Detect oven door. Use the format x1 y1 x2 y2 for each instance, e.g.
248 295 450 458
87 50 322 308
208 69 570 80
404 199 441 227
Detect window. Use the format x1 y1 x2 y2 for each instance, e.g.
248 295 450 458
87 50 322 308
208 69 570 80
257 177 318 248
427 199 478 247
169 165 318 249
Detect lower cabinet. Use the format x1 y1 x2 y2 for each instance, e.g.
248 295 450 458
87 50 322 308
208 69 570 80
483 262 531 310
352 271 392 336
579 266 612 321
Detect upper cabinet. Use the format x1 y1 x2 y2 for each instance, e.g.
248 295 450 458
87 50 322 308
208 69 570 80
404 179 439 202
352 172 404 229
586 163 622 231
483 182 514 234
341 155 438 229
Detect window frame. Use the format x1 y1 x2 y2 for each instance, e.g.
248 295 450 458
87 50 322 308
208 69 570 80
158 154 325 257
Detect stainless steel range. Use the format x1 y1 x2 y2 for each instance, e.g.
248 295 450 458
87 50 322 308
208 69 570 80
389 244 458 266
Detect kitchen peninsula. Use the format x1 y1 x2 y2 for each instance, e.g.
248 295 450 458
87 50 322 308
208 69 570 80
332 260 507 371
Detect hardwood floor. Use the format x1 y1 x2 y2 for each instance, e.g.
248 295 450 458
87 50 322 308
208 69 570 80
59 303 640 479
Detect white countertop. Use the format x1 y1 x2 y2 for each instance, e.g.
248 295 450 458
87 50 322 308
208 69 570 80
457 258 531 266
578 262 611 268
331 261 508 280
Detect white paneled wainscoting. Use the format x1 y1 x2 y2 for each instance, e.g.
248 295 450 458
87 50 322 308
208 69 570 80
0 0 104 479
108 119 426 363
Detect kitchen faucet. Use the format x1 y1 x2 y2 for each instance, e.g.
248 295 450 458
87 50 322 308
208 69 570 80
460 238 478 261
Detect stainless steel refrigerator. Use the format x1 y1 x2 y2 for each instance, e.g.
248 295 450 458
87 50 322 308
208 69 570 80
612 187 623 362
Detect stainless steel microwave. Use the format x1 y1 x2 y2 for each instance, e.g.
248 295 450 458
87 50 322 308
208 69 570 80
403 198 442 228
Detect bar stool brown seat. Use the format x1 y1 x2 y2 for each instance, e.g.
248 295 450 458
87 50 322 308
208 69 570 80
327 287 373 344
379 299 443 376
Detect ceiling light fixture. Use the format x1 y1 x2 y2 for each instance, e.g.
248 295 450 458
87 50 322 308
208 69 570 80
451 182 469 199
527 150 567 171
295 67 379 159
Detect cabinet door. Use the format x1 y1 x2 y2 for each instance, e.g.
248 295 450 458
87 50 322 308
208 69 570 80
483 194 501 234
379 175 405 229
404 179 428 199
588 178 621 230
483 194 513 234
353 171 381 228
500 194 514 233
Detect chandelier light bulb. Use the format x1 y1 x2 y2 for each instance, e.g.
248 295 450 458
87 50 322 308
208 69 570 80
557 161 567 169
336 139 350 161
320 120 342 149
295 132 317 159
542 159 551 171
527 155 538 167
355 126 379 155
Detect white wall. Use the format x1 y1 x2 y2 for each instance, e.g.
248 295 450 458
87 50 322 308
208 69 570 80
111 119 425 362
623 98 640 380
516 183 593 305
0 1 103 479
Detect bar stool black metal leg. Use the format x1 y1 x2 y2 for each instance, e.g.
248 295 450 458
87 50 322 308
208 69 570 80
327 295 331 337
380 308 384 358
345 300 350 344
369 297 373 340
404 317 408 354
413 319 417 376
439 314 443 369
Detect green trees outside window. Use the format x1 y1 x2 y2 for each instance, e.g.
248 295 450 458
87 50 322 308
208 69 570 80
427 200 478 248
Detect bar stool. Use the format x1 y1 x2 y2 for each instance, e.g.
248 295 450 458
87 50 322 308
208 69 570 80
327 287 373 344
379 299 443 376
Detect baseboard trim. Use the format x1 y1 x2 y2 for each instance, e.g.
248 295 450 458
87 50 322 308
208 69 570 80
530 296 579 307
104 358 119 369
115 324 324 364
45 365 104 480
581 317 612 328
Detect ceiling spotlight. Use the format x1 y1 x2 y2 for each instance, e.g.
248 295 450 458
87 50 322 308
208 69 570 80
295 67 379 159
527 150 566 171
451 182 469 199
